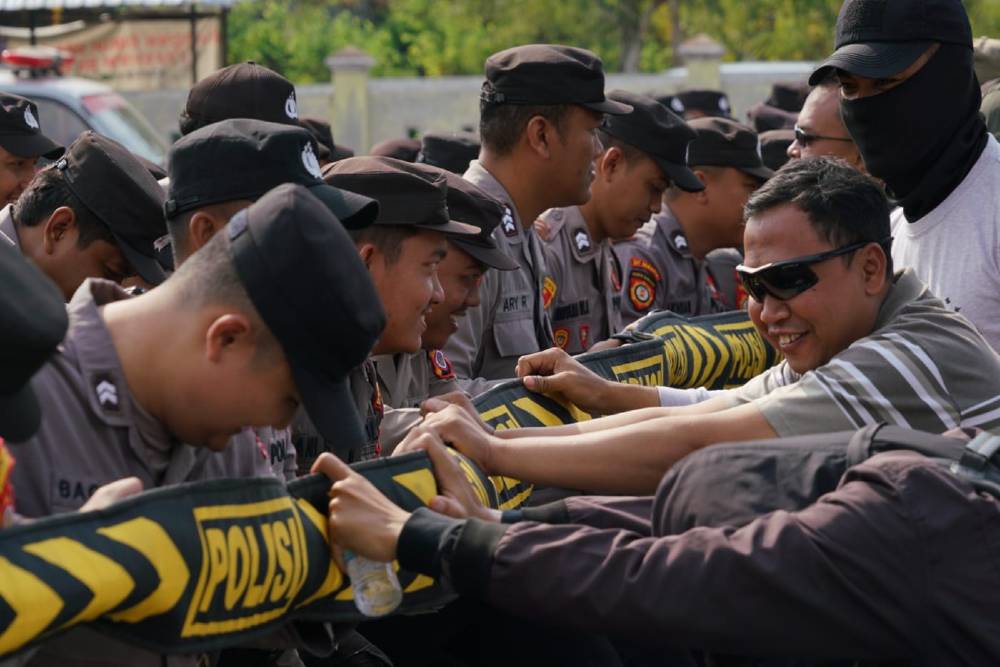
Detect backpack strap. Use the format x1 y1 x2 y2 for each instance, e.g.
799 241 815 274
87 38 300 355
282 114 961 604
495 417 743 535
951 431 1000 479
845 422 888 467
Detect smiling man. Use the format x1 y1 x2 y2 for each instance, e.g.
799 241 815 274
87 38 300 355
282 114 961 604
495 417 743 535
424 158 1000 495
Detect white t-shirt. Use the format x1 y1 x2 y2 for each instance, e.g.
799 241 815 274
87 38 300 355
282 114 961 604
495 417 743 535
890 134 1000 352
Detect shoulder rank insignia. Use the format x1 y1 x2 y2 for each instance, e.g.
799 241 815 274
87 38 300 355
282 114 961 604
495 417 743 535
574 228 592 253
501 207 518 237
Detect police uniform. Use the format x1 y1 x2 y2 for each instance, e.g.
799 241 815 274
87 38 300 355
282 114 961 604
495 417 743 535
0 206 19 248
535 206 621 353
536 89 704 352
705 247 749 311
615 207 722 323
375 350 458 452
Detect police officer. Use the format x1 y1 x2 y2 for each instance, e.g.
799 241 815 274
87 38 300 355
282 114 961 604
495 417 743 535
616 117 772 325
294 157 476 467
376 172 517 450
536 90 703 353
445 44 632 394
416 131 481 174
179 61 301 136
164 118 380 480
0 93 63 208
0 132 166 300
7 184 384 666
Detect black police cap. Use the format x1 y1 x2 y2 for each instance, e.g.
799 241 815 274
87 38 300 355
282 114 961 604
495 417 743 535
323 156 477 235
746 102 797 133
483 44 632 115
687 117 774 181
165 118 378 230
676 89 732 118
417 131 480 175
0 240 68 442
602 90 704 193
441 172 518 271
759 129 795 171
654 93 687 117
810 0 972 85
369 137 421 162
300 117 335 161
0 93 63 161
228 183 385 449
181 61 299 135
55 132 167 285
766 82 810 113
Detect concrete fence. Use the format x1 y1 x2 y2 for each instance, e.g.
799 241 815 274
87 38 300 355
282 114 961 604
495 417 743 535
124 35 814 151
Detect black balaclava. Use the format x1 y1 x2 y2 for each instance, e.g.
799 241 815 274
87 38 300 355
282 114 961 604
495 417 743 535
840 43 987 221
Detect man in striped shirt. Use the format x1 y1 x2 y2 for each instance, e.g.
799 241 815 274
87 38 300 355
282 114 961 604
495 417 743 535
415 157 1000 495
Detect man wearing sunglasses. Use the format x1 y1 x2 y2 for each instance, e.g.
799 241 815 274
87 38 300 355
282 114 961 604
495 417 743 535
786 72 864 171
419 157 1000 496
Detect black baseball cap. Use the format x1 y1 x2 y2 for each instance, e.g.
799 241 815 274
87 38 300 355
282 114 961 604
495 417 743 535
417 132 480 175
300 117 335 160
441 172 518 271
602 90 703 193
323 156 478 235
654 93 687 117
55 132 167 285
483 44 632 115
746 102 797 133
766 82 810 113
180 61 299 135
228 183 384 449
676 89 732 118
0 93 63 160
165 119 379 230
0 240 68 442
687 117 774 181
809 0 972 85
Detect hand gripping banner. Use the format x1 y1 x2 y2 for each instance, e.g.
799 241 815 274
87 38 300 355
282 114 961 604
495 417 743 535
473 310 780 506
0 451 501 659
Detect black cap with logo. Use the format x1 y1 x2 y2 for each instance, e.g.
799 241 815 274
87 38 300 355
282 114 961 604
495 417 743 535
55 132 167 285
417 132 480 175
654 93 688 117
483 44 633 115
165 118 378 230
323 156 478 235
0 240 68 442
676 89 732 119
180 61 299 135
0 93 63 160
759 128 795 171
602 90 703 193
441 172 518 271
228 184 385 449
809 0 972 85
299 117 335 161
687 117 774 181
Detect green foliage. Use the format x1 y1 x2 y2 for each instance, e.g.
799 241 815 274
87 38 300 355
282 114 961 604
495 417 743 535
227 0 1000 82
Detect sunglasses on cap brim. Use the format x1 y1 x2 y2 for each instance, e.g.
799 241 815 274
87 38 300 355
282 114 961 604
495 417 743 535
736 237 891 303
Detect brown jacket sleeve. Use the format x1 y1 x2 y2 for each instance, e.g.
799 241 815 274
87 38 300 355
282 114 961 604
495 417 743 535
404 452 1000 663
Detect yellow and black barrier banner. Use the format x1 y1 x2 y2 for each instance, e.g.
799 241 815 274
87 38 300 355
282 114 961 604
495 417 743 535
0 450 506 659
472 310 779 506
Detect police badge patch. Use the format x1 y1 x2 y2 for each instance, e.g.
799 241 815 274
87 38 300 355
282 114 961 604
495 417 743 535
542 276 557 310
553 328 570 349
579 324 591 350
429 349 455 380
627 257 660 312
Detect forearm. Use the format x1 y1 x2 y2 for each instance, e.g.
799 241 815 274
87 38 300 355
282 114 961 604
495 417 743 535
495 406 675 439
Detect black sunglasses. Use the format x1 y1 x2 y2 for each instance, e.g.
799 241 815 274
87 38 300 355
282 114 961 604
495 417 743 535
736 238 890 303
794 125 854 148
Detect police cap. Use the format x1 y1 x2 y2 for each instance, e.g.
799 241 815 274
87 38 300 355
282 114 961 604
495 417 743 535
746 102 797 133
602 90 704 193
0 93 63 160
165 118 378 230
323 156 477 235
299 117 335 161
0 241 68 442
228 184 384 449
417 132 480 175
369 138 421 162
181 61 299 135
676 89 732 119
441 172 518 271
483 44 632 115
55 132 167 285
687 117 774 181
810 0 972 85
759 128 795 171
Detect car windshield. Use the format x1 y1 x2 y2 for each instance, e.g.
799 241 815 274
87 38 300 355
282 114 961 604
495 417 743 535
81 92 167 165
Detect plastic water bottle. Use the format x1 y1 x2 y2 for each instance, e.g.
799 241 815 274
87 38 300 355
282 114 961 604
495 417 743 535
344 550 403 617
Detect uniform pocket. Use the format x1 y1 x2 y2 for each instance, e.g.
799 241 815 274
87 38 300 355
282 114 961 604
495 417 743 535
492 316 541 358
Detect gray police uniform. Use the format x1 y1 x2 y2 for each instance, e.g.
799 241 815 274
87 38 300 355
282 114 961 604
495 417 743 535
374 350 457 452
443 160 553 395
535 206 622 354
292 359 384 471
705 247 749 311
614 207 724 325
0 206 20 249
257 425 298 480
7 279 278 667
